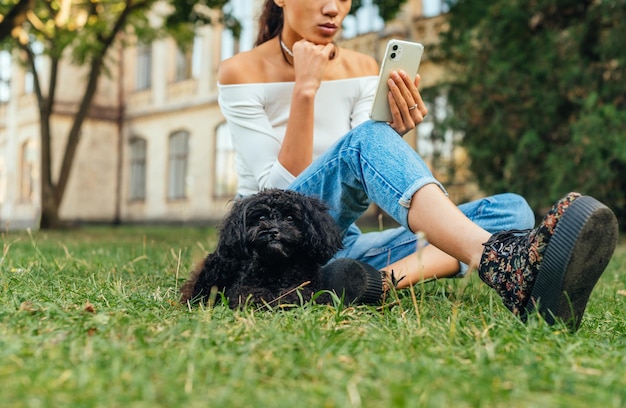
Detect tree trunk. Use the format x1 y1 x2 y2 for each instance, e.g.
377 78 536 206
39 184 62 229
37 2 135 229
38 55 62 229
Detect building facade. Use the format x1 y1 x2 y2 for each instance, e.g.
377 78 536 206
0 0 463 229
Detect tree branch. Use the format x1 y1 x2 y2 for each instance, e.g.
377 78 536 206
0 0 33 41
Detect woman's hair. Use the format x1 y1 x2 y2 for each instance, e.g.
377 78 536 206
255 0 284 46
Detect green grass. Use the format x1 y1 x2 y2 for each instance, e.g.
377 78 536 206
1 226 626 407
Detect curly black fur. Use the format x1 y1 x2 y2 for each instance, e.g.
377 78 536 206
180 189 344 308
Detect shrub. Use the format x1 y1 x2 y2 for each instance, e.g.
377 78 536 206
434 0 626 226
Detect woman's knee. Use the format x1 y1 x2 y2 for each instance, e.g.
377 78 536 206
346 120 398 145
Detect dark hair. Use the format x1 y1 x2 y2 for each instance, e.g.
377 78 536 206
255 0 284 46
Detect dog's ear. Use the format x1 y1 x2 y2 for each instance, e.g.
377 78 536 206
215 199 251 258
299 194 344 263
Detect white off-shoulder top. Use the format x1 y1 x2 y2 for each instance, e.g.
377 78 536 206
218 76 378 197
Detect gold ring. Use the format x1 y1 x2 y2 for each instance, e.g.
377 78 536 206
409 104 418 111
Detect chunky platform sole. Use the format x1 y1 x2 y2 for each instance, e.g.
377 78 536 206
527 196 619 330
321 258 384 305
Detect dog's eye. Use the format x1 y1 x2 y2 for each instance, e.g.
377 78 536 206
286 215 294 222
258 215 267 221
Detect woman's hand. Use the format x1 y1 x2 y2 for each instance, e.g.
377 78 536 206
386 71 428 135
292 40 335 96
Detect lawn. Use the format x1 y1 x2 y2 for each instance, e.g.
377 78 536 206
1 226 625 407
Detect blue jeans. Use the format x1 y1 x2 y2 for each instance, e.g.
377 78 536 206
288 120 535 274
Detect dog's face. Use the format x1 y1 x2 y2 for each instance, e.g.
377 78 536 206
217 189 343 266
245 200 307 262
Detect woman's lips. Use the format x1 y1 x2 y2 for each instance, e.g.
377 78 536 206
318 23 338 36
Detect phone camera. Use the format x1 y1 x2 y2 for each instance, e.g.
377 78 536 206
390 52 396 58
392 44 399 51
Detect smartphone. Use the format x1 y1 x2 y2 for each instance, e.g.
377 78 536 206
370 40 424 122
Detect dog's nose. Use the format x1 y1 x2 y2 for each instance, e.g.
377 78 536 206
268 228 280 238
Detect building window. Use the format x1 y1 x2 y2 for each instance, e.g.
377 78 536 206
168 130 189 200
175 47 192 82
0 51 10 103
175 36 202 81
129 137 147 201
214 123 238 198
221 0 255 60
341 0 384 39
20 139 37 203
0 155 6 206
136 43 152 91
422 0 449 17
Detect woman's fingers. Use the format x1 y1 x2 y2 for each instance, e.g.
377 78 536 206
410 73 428 118
387 70 427 135
397 70 427 119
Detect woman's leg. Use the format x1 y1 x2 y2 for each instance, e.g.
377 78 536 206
290 121 617 328
394 188 617 331
384 245 460 287
407 184 491 270
335 224 459 284
337 193 536 287
289 119 534 284
343 187 512 288
289 120 518 274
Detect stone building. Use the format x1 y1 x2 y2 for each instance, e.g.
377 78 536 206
0 0 469 229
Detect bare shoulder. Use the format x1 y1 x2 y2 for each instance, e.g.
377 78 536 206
217 51 259 85
338 48 379 77
218 40 291 84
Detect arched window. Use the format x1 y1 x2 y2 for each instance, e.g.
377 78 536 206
0 51 10 103
0 153 6 206
129 137 147 201
221 0 255 60
136 42 152 91
175 36 202 81
20 139 37 203
214 123 237 198
168 130 189 199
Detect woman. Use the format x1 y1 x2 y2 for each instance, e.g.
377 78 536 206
217 0 617 329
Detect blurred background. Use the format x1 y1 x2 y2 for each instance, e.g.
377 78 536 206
0 0 624 230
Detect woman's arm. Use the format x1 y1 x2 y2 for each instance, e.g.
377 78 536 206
218 83 293 191
277 40 335 177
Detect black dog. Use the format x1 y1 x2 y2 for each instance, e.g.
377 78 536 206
180 189 346 308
